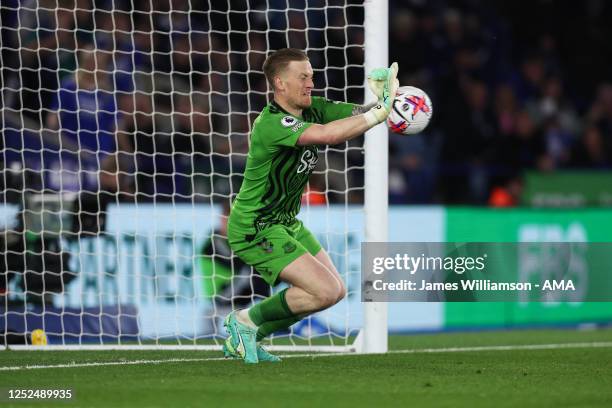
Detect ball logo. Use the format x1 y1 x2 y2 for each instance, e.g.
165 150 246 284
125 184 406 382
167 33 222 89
297 149 318 173
389 119 408 133
281 116 297 127
404 95 430 118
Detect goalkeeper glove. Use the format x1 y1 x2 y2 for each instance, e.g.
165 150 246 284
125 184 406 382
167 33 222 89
364 62 399 126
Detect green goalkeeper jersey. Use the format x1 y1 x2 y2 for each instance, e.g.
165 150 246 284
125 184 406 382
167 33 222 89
229 96 355 237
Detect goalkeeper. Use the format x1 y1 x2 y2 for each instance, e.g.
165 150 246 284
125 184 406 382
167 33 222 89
224 48 398 363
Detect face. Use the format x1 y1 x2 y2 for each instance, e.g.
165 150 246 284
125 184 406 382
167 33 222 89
276 60 314 109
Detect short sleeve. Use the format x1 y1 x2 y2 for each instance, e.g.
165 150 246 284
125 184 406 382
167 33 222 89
257 114 313 148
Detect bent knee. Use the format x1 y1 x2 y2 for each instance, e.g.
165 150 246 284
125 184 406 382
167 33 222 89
313 291 336 310
336 282 347 303
314 284 345 309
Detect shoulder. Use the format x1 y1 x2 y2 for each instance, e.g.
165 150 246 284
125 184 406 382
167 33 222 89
253 106 300 134
302 96 330 123
251 105 306 149
310 95 347 111
310 96 327 106
306 96 354 123
310 96 343 109
307 96 326 112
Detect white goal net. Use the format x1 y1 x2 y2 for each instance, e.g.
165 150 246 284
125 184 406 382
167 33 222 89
1 0 373 350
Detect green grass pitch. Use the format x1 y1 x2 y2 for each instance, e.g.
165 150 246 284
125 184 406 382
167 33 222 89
1 328 611 407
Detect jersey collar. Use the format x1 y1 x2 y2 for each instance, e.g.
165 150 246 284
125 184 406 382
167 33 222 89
270 100 288 114
270 100 306 119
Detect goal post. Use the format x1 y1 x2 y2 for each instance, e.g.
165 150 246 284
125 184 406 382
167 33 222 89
0 0 388 353
361 0 389 354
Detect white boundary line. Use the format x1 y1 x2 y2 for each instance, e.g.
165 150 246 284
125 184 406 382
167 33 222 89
4 345 354 352
1 341 611 371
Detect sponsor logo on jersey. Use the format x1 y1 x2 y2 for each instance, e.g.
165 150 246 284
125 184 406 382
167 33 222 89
297 148 318 173
291 122 305 132
281 116 297 127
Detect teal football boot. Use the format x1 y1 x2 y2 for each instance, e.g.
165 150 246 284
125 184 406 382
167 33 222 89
223 335 281 363
223 311 259 364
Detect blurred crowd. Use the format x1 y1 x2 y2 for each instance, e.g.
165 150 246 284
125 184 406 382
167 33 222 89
1 0 363 205
389 0 612 204
1 0 611 207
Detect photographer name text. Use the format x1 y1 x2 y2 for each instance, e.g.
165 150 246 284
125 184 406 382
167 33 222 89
371 279 575 292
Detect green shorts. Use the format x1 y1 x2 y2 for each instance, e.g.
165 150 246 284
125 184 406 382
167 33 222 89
227 219 322 286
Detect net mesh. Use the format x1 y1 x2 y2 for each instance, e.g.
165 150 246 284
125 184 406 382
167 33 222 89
1 0 366 348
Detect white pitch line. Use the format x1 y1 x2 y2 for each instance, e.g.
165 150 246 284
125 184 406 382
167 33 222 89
0 357 226 371
1 341 612 371
386 341 612 354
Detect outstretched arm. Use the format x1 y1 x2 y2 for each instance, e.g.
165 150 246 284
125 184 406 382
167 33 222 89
351 102 378 116
297 62 399 146
296 106 387 146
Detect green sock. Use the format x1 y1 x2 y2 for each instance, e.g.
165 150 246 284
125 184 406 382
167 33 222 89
248 288 296 326
256 316 301 342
